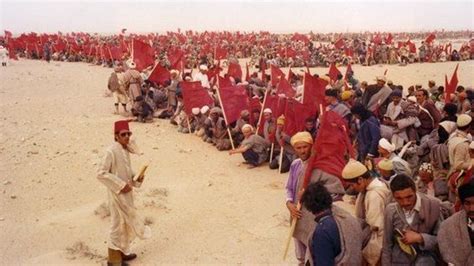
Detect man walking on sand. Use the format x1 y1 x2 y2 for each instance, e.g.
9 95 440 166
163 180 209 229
97 120 151 266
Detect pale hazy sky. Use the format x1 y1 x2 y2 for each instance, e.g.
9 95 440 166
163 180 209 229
1 0 473 34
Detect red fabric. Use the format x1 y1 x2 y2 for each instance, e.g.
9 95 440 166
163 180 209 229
334 38 344 49
215 46 228 60
109 46 123 60
328 62 341 82
344 63 353 80
373 33 382 45
283 99 315 136
276 76 295 98
287 67 296 82
114 120 130 133
303 73 328 111
445 64 459 104
227 62 242 81
148 64 171 86
181 81 214 115
274 96 287 118
344 47 354 57
218 75 232 88
385 33 393 45
168 49 185 70
257 92 277 134
132 39 155 71
286 47 297 58
270 65 285 86
291 33 310 44
207 60 222 81
8 45 18 60
304 111 353 186
425 33 436 44
218 85 249 124
407 41 417 53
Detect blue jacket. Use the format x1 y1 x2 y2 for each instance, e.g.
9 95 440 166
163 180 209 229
357 116 381 160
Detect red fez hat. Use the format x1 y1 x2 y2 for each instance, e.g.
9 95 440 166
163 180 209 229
114 120 130 133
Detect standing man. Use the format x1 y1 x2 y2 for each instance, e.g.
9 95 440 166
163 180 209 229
437 180 474 265
382 174 443 265
123 60 143 104
97 120 151 266
108 66 128 114
0 45 8 67
284 132 313 265
301 182 363 265
342 159 391 265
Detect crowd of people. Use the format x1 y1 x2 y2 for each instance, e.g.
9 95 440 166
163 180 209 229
4 30 473 265
1 30 474 69
101 48 474 265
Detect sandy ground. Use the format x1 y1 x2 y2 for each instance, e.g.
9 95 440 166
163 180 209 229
0 59 473 265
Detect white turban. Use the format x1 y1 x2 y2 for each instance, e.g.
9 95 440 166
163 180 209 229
200 105 210 114
192 107 200 115
439 121 456 134
263 108 272 114
242 124 254 133
379 138 395 153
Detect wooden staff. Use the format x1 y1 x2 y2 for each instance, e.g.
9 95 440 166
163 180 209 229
186 116 192 133
215 82 236 150
278 146 285 174
283 202 301 260
269 143 274 163
256 89 269 134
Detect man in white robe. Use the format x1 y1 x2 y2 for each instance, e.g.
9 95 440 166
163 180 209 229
97 120 151 265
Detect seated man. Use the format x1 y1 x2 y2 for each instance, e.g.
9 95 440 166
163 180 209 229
382 174 444 265
300 182 363 265
437 180 474 265
229 124 269 168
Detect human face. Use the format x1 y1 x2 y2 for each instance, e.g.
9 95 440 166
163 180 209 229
293 142 312 161
418 170 433 184
264 112 272 121
415 91 425 104
393 188 417 211
116 130 132 147
377 146 390 158
242 129 252 138
462 196 474 220
391 95 401 105
324 95 333 105
346 177 367 193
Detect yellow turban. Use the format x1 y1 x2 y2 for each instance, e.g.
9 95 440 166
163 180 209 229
342 159 368 180
290 131 313 146
341 90 353 101
377 159 393 171
277 115 285 126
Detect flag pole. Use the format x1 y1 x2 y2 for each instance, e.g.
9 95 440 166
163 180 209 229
215 80 236 150
278 146 284 174
283 202 301 260
269 143 274 163
186 116 192 133
256 89 269 134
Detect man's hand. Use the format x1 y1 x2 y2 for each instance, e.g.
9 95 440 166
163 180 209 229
402 229 423 245
286 202 302 219
120 183 133 194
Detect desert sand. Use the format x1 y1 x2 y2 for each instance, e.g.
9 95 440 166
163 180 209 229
0 59 473 265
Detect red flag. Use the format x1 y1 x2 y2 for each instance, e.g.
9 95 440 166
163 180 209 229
227 62 242 81
444 74 451 103
344 63 353 80
291 33 310 44
373 33 383 45
425 33 436 44
406 41 417 53
168 49 185 70
8 45 18 60
304 111 353 184
283 99 315 136
328 62 341 82
344 47 354 57
445 64 459 104
274 96 287 118
148 64 171 86
276 76 295 98
218 75 233 88
270 65 285 86
385 33 393 45
303 73 328 110
215 46 228 60
132 39 155 71
287 67 296 82
181 81 214 115
4 30 12 38
218 85 249 124
334 38 344 49
109 46 123 60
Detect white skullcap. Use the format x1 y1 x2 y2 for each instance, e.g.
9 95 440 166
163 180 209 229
263 108 272 114
342 159 368 180
192 107 200 115
407 96 417 103
457 114 472 128
439 121 456 134
242 124 254 133
199 64 208 71
379 138 395 153
200 105 210 114
377 159 394 171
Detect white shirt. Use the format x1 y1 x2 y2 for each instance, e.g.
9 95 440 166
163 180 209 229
194 72 210 89
403 194 421 225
